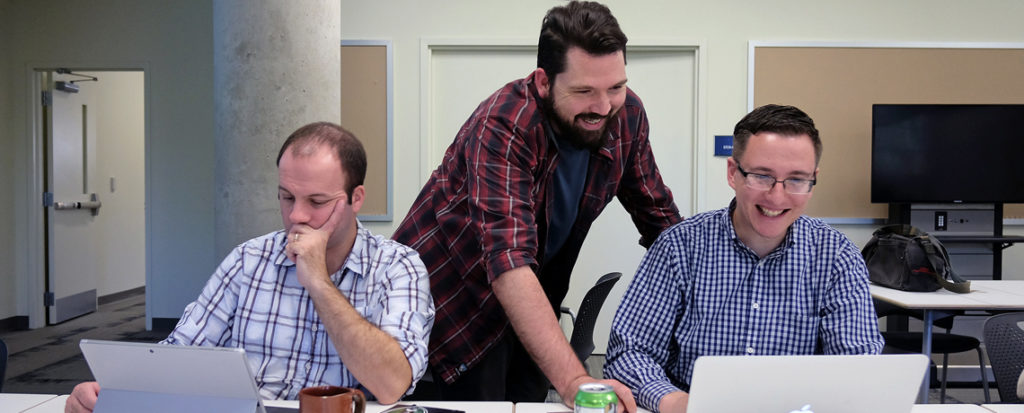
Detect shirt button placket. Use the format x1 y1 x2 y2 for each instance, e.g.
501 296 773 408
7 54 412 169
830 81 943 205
746 264 762 356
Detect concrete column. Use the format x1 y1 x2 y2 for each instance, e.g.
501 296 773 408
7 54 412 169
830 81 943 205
213 1 340 257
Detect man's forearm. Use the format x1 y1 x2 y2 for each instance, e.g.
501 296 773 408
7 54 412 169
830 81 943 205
492 266 589 396
659 391 689 413
307 278 412 404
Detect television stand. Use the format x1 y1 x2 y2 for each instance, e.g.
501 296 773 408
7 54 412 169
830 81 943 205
887 203 1017 280
930 235 1024 281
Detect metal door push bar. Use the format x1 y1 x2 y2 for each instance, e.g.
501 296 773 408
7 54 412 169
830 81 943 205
54 193 102 216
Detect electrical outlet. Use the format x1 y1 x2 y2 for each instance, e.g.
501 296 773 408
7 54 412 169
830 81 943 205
935 211 947 231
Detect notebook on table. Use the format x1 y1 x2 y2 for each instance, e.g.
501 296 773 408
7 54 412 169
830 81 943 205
80 339 271 413
685 354 928 413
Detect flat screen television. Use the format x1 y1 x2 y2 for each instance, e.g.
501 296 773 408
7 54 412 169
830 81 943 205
871 104 1024 204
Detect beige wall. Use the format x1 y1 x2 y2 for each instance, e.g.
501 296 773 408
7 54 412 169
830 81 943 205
342 0 1024 351
3 0 1024 327
1 0 214 326
342 0 1024 238
1 0 15 322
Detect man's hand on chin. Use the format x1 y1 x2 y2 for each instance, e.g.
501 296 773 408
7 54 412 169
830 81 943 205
286 198 346 288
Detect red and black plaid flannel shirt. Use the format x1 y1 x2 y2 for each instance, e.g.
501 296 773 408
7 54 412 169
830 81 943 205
393 72 681 384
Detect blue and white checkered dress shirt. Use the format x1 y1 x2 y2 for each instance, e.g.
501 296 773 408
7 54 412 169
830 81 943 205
163 222 434 400
604 204 883 411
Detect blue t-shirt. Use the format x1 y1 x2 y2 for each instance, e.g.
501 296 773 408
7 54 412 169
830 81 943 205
545 135 590 261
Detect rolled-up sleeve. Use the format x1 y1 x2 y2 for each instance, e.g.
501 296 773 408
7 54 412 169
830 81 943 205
378 248 435 394
465 114 542 283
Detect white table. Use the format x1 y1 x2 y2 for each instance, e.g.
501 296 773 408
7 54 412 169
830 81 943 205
263 399 514 413
911 405 994 412
981 405 1024 413
0 394 61 413
515 402 653 413
8 395 66 413
13 395 511 413
11 395 1002 413
515 402 995 412
871 280 1024 403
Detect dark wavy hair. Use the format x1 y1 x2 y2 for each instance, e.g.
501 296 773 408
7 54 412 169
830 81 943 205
537 1 627 80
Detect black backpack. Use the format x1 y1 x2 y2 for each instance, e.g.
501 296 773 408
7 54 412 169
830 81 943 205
861 224 971 293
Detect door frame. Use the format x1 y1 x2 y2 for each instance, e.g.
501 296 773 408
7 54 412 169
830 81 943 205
418 38 708 215
21 64 151 328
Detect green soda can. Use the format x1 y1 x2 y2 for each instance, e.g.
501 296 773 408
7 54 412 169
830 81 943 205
574 383 617 413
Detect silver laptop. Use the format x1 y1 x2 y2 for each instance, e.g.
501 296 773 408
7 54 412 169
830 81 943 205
686 354 928 413
80 339 272 413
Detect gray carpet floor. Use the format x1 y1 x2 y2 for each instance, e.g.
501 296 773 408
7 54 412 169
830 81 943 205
0 292 168 395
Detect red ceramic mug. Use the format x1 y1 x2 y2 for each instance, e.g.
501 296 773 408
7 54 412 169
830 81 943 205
298 385 365 413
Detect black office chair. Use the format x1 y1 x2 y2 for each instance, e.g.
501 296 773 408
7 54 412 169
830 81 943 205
982 311 1024 403
874 298 990 403
560 272 622 374
0 337 7 393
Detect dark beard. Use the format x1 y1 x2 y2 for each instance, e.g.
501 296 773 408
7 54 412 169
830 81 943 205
539 95 613 151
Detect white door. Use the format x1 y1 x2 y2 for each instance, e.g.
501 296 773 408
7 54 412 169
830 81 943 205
45 71 101 324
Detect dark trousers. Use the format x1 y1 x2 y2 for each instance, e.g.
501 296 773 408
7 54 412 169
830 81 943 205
409 333 550 402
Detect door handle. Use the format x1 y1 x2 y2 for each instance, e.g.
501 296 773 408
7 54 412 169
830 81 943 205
54 193 102 216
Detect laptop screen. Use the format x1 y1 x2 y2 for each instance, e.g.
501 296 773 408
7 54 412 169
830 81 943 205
685 354 927 413
80 339 267 413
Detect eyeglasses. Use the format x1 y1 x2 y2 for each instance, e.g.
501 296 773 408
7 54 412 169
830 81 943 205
735 162 816 194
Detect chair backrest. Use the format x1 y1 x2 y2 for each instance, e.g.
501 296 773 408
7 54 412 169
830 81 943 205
0 337 8 392
568 272 622 365
983 311 1024 403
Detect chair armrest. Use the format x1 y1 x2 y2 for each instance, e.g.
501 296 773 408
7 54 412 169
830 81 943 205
560 306 577 324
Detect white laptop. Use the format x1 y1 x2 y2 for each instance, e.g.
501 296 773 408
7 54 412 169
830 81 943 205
80 339 275 413
686 354 928 413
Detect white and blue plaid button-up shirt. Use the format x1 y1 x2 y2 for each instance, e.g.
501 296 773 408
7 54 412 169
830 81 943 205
163 222 434 400
604 203 883 411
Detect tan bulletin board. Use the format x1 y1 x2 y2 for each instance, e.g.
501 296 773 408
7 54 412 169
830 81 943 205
341 40 392 221
751 44 1024 221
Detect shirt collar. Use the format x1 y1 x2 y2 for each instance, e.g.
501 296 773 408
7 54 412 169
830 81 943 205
342 220 369 278
723 198 800 258
274 219 369 279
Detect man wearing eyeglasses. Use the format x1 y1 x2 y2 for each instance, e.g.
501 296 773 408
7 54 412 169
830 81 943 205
603 104 884 413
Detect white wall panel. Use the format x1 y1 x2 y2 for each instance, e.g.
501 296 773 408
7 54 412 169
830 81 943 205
83 71 146 297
